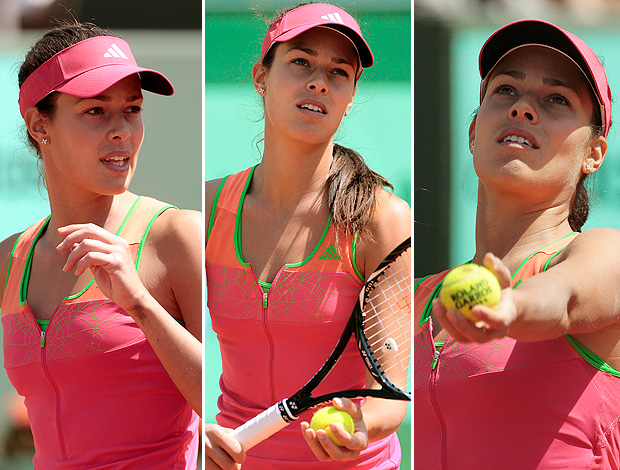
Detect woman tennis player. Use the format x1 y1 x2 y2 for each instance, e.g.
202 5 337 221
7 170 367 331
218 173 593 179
0 22 202 468
415 19 620 469
205 2 410 469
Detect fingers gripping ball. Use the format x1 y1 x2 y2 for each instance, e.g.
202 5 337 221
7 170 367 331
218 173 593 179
310 406 354 446
439 263 501 322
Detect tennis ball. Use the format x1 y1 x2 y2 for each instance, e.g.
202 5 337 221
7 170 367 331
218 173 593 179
439 263 501 322
310 406 354 446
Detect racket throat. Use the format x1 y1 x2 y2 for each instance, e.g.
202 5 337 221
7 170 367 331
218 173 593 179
278 399 298 423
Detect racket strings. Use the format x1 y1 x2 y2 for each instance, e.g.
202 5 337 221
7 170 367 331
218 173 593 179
362 249 411 392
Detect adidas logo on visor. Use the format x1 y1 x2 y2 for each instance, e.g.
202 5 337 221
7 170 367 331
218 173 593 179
103 43 128 59
320 12 344 24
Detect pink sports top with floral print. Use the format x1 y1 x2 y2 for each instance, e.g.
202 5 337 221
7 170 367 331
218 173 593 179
206 166 402 469
1 196 199 470
415 233 620 470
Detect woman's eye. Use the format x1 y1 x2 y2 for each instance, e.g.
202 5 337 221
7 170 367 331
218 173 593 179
550 95 569 106
85 107 104 115
332 68 349 77
495 85 515 95
292 58 309 66
126 106 142 114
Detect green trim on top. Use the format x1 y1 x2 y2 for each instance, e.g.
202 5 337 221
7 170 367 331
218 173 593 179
258 280 271 293
65 197 146 301
5 232 22 293
512 232 577 280
286 213 332 268
419 279 443 328
565 334 620 377
19 216 51 306
117 196 143 237
351 232 364 282
136 204 176 271
207 176 228 243
37 318 50 332
234 165 258 267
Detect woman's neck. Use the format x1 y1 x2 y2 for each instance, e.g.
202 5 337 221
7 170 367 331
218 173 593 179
474 183 574 273
253 133 334 211
44 191 136 246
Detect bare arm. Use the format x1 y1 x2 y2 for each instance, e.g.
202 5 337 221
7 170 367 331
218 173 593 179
434 228 620 343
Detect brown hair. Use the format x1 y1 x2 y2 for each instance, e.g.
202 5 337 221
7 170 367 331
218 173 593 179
261 3 393 242
569 113 606 232
19 21 114 154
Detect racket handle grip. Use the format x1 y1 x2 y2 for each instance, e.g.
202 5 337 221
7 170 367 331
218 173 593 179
232 401 293 451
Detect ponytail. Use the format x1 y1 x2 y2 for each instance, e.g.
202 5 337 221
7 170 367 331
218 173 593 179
327 143 393 244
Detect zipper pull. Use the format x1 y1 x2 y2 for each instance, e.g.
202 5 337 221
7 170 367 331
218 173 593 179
40 331 46 348
431 349 440 370
262 292 268 308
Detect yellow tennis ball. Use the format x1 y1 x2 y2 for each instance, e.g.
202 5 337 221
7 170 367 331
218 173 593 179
310 406 354 446
439 263 501 322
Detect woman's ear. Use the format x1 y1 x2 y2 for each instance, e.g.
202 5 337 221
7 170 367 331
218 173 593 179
24 107 49 146
468 117 477 154
252 60 267 96
583 135 607 174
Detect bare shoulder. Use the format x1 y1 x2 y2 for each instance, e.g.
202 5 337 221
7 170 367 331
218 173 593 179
148 208 202 250
356 189 411 278
553 228 620 265
0 233 23 303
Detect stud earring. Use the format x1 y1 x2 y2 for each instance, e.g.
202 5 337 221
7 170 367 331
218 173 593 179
258 88 265 95
469 144 474 153
41 138 48 145
585 164 593 172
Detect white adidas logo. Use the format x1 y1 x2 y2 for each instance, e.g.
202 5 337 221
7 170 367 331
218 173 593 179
103 43 128 59
321 12 344 24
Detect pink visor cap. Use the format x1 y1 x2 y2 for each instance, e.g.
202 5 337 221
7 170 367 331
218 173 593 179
479 19 611 138
261 3 374 71
18 36 174 118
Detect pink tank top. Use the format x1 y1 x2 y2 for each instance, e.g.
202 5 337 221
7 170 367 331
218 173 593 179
414 234 620 470
1 196 199 469
206 166 402 469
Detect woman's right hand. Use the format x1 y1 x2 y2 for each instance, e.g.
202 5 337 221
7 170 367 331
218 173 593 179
204 423 246 470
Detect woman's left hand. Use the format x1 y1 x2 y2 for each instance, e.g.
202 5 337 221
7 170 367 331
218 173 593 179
300 397 368 461
433 253 518 343
56 223 148 315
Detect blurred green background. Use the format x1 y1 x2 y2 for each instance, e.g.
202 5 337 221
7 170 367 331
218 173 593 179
204 1 411 468
415 3 620 277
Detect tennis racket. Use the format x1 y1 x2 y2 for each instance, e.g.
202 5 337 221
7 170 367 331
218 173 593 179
232 237 411 451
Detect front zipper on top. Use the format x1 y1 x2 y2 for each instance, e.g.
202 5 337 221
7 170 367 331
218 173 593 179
429 340 448 470
260 288 278 404
40 330 68 460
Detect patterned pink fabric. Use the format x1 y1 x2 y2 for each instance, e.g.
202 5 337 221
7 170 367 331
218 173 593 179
415 246 620 469
206 167 402 469
2 203 199 469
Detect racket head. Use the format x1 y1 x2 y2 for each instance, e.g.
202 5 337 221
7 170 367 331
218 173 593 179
356 237 411 399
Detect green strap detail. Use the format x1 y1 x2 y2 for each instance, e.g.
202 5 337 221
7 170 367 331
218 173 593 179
207 176 228 243
117 196 143 237
351 232 364 282
234 165 258 267
419 278 443 328
136 204 176 271
65 196 148 301
512 232 577 280
286 213 332 268
565 334 620 377
19 216 51 306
